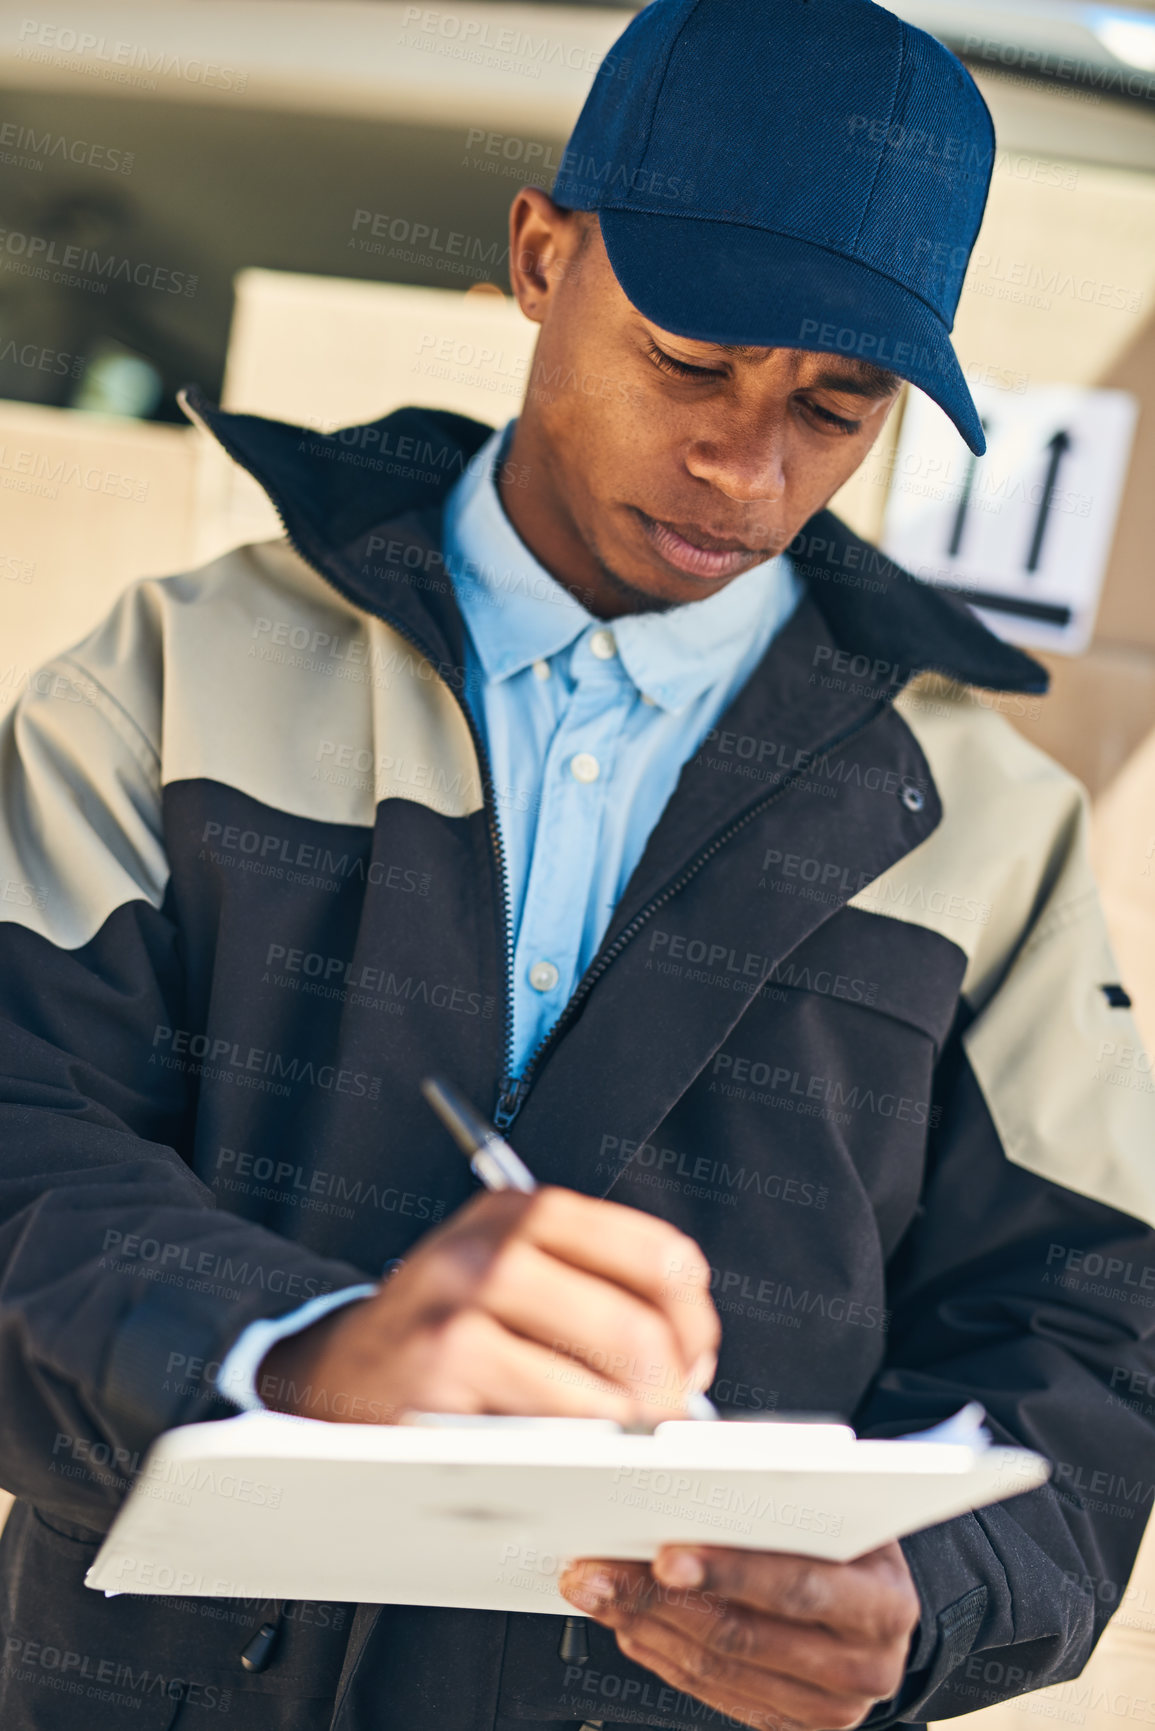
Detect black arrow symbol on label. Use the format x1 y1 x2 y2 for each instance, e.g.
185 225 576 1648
1025 429 1072 574
946 418 990 558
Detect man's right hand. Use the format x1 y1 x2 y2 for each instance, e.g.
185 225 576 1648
258 1186 720 1427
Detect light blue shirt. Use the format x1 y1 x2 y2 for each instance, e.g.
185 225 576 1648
216 419 801 1411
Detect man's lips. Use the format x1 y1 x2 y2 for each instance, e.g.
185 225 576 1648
633 509 774 580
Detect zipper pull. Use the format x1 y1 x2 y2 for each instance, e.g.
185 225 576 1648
240 1612 282 1672
493 1081 524 1130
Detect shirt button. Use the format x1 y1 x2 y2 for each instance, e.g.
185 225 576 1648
570 752 601 783
589 629 617 660
528 960 559 992
641 693 657 707
532 659 551 681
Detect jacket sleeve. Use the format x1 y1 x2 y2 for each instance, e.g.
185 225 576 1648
852 774 1155 1724
0 630 373 1532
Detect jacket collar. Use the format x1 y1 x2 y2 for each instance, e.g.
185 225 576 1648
179 386 1048 699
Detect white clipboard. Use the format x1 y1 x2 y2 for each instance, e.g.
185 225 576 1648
85 1411 1049 1613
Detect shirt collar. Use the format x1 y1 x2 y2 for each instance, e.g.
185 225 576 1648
444 420 797 714
444 421 590 680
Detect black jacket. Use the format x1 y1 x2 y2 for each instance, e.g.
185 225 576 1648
0 393 1153 1731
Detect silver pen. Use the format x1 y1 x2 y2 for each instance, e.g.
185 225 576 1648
420 1075 537 1193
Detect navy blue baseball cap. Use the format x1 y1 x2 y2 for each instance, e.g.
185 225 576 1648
553 0 995 454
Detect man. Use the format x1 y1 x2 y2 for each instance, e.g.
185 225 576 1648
0 1 1153 1729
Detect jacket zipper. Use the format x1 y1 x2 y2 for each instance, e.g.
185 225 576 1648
277 518 521 1117
182 393 888 1138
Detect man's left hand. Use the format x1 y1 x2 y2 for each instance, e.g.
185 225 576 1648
559 1541 920 1731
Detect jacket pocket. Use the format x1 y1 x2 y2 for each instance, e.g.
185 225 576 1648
0 1502 186 1729
0 1499 349 1729
924 1585 989 1697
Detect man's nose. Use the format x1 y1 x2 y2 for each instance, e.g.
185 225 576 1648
684 423 787 503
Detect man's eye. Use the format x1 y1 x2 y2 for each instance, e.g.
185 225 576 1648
644 339 722 381
801 400 862 435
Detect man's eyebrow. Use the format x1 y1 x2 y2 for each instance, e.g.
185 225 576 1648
805 365 902 397
710 343 900 396
648 328 901 397
713 343 773 361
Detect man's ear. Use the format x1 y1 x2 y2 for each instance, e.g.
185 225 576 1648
507 190 589 325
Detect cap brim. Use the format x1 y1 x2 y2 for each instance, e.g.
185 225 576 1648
598 207 986 456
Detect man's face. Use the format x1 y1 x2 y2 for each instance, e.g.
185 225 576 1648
505 196 902 616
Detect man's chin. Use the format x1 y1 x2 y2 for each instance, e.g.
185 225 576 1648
589 555 681 614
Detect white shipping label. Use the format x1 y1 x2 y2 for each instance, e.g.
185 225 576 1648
880 383 1139 655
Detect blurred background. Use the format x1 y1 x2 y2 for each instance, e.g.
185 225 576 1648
1 4 1154 1726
